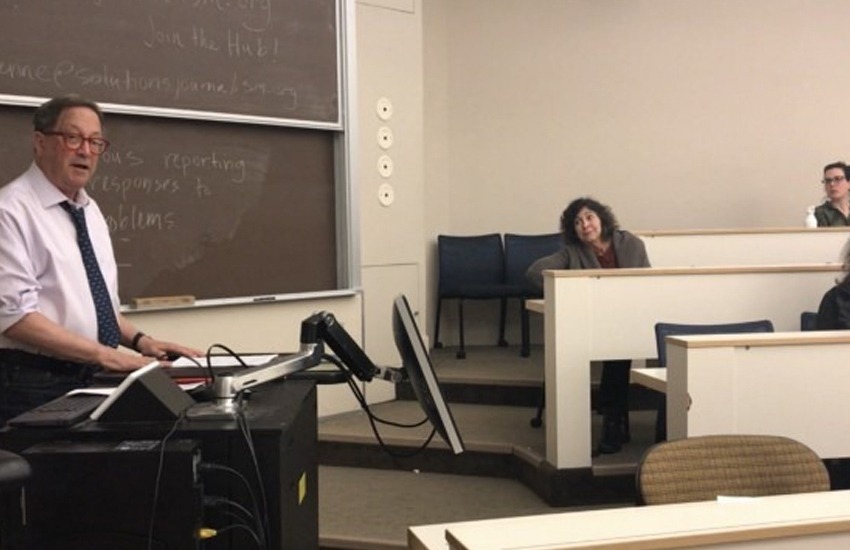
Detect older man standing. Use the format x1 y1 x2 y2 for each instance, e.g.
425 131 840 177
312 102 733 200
0 95 200 423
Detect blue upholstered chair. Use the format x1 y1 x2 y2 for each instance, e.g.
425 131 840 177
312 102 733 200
434 234 510 359
653 319 774 442
503 232 563 357
800 311 818 331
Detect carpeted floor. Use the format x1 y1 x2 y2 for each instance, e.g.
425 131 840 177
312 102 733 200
318 465 624 550
317 345 656 549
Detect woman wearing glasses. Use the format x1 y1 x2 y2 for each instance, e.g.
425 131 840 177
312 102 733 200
814 162 850 227
526 197 650 455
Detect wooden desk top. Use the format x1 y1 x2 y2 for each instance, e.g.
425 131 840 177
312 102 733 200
666 330 850 349
544 263 841 279
525 298 544 314
630 367 667 393
410 490 850 550
635 227 850 237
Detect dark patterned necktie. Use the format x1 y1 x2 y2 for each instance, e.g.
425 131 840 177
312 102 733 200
61 201 121 348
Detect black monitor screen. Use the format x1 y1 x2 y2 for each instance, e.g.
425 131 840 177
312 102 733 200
392 294 464 454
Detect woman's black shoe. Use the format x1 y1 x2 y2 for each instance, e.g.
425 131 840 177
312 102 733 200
597 414 623 454
621 411 631 443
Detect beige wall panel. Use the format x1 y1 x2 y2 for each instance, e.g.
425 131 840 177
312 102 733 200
426 0 850 235
362 263 420 403
357 2 425 268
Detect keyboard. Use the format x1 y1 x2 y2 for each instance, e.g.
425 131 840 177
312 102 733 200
8 394 107 428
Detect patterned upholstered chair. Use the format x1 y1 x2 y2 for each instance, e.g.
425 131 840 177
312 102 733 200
636 434 830 506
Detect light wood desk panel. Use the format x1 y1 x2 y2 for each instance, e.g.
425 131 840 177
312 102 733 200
630 367 667 393
409 490 850 550
636 227 849 267
538 264 840 469
666 331 850 458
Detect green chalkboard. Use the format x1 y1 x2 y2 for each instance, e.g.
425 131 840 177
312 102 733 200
0 0 339 124
0 105 338 303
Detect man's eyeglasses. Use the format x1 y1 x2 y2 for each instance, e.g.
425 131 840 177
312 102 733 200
41 131 110 155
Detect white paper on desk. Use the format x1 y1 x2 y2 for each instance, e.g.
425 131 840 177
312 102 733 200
171 354 277 369
69 381 203 395
68 387 116 397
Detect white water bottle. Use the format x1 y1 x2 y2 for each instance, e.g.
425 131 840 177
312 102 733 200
805 206 817 228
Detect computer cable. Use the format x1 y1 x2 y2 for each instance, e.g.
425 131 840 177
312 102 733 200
322 354 437 458
206 523 265 548
199 462 265 548
322 354 428 429
206 343 250 369
235 407 270 549
198 461 262 527
146 409 187 550
202 495 263 548
180 344 253 402
203 495 256 526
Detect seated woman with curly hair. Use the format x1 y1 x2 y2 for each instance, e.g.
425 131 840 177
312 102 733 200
526 197 651 454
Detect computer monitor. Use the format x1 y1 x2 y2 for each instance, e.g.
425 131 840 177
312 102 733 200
186 295 465 456
392 294 465 455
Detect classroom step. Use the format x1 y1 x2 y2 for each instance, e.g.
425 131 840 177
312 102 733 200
405 345 662 411
317 399 658 506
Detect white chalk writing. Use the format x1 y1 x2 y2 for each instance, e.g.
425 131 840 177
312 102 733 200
104 203 177 233
163 151 247 182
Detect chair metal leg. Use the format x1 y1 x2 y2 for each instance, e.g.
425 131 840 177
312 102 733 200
498 297 508 347
433 298 443 349
655 399 666 442
456 299 466 359
530 389 544 428
520 303 530 357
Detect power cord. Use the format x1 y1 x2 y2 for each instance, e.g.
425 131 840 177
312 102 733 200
198 462 262 529
235 406 271 549
206 344 249 370
322 354 437 458
203 495 255 526
146 410 187 550
199 460 266 549
180 344 253 401
201 495 263 548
